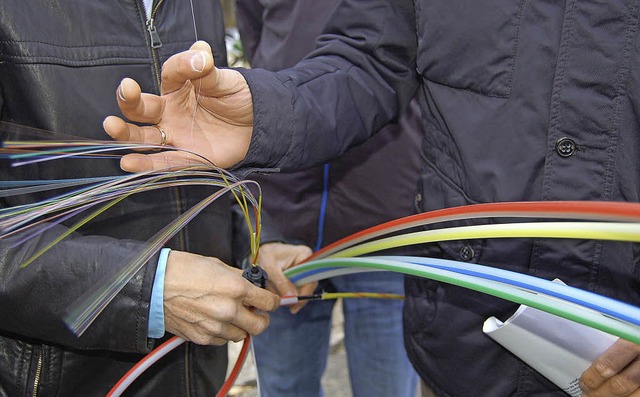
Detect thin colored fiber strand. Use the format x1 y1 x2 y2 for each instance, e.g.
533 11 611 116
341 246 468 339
64 181 257 335
321 292 404 300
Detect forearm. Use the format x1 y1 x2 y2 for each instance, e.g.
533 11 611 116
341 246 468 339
236 0 419 171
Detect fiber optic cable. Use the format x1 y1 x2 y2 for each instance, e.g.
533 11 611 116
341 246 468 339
311 201 640 260
380 255 640 326
330 221 640 259
7 120 640 393
285 257 640 343
64 179 258 335
109 289 402 397
279 291 404 306
289 255 640 327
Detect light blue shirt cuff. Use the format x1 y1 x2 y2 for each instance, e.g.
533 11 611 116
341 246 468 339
148 248 170 338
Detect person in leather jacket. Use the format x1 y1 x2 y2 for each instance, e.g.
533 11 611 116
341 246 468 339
0 1 309 395
105 0 640 395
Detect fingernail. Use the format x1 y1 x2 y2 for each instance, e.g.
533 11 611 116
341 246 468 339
117 84 126 102
191 51 206 72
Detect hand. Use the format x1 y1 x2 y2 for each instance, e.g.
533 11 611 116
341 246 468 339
163 250 279 345
257 242 316 314
103 40 254 172
579 338 640 396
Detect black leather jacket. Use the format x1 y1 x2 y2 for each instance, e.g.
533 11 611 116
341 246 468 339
0 1 253 395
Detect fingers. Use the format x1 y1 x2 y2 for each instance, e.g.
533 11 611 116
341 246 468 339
118 151 206 172
166 302 273 346
163 251 278 345
267 265 298 297
581 339 640 396
242 281 281 313
160 41 215 95
160 41 249 104
103 116 165 145
164 285 275 344
117 78 164 124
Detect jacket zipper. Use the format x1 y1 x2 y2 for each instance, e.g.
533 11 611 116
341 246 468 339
146 0 165 88
31 349 43 397
143 3 191 396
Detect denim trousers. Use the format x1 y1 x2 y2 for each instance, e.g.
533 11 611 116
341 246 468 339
252 271 419 397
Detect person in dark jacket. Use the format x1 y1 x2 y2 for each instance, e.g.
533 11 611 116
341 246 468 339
0 1 311 395
105 1 640 396
234 1 419 396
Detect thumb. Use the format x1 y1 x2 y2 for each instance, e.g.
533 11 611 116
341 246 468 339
160 40 216 95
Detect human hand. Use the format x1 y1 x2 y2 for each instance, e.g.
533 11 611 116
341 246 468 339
579 338 640 396
163 250 280 346
103 40 254 172
256 242 315 314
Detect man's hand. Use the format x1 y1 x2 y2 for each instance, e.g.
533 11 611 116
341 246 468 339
103 40 254 172
257 242 315 314
579 338 640 396
163 250 280 346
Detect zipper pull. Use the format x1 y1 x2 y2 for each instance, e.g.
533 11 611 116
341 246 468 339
146 18 162 48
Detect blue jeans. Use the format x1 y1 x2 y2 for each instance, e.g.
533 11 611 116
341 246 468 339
253 272 418 397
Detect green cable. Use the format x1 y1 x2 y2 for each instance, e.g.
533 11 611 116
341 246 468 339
285 257 640 344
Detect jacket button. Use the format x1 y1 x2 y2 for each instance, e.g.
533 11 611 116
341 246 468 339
556 137 576 157
459 245 475 261
414 193 422 207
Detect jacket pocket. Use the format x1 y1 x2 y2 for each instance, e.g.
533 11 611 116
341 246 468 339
415 0 525 98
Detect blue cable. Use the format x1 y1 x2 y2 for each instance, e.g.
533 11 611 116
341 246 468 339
314 163 330 252
289 255 640 326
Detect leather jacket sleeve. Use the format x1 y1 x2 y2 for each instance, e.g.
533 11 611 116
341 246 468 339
0 224 158 353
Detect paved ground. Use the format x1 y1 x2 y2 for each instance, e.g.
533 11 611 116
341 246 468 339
227 339 352 397
227 300 352 397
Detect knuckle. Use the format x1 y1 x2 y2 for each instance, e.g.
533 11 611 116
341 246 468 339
205 321 224 336
594 357 617 378
224 281 248 299
211 302 238 322
609 376 633 395
231 331 248 343
252 314 270 335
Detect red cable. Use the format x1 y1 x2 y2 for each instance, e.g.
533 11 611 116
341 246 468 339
215 335 252 397
308 201 640 261
107 335 251 397
109 200 640 395
107 335 184 397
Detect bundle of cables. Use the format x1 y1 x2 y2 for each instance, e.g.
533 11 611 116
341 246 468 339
2 122 640 396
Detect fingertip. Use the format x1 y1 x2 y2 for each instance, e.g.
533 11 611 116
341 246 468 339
120 153 147 172
290 302 306 315
103 116 127 140
190 40 212 53
119 78 141 102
